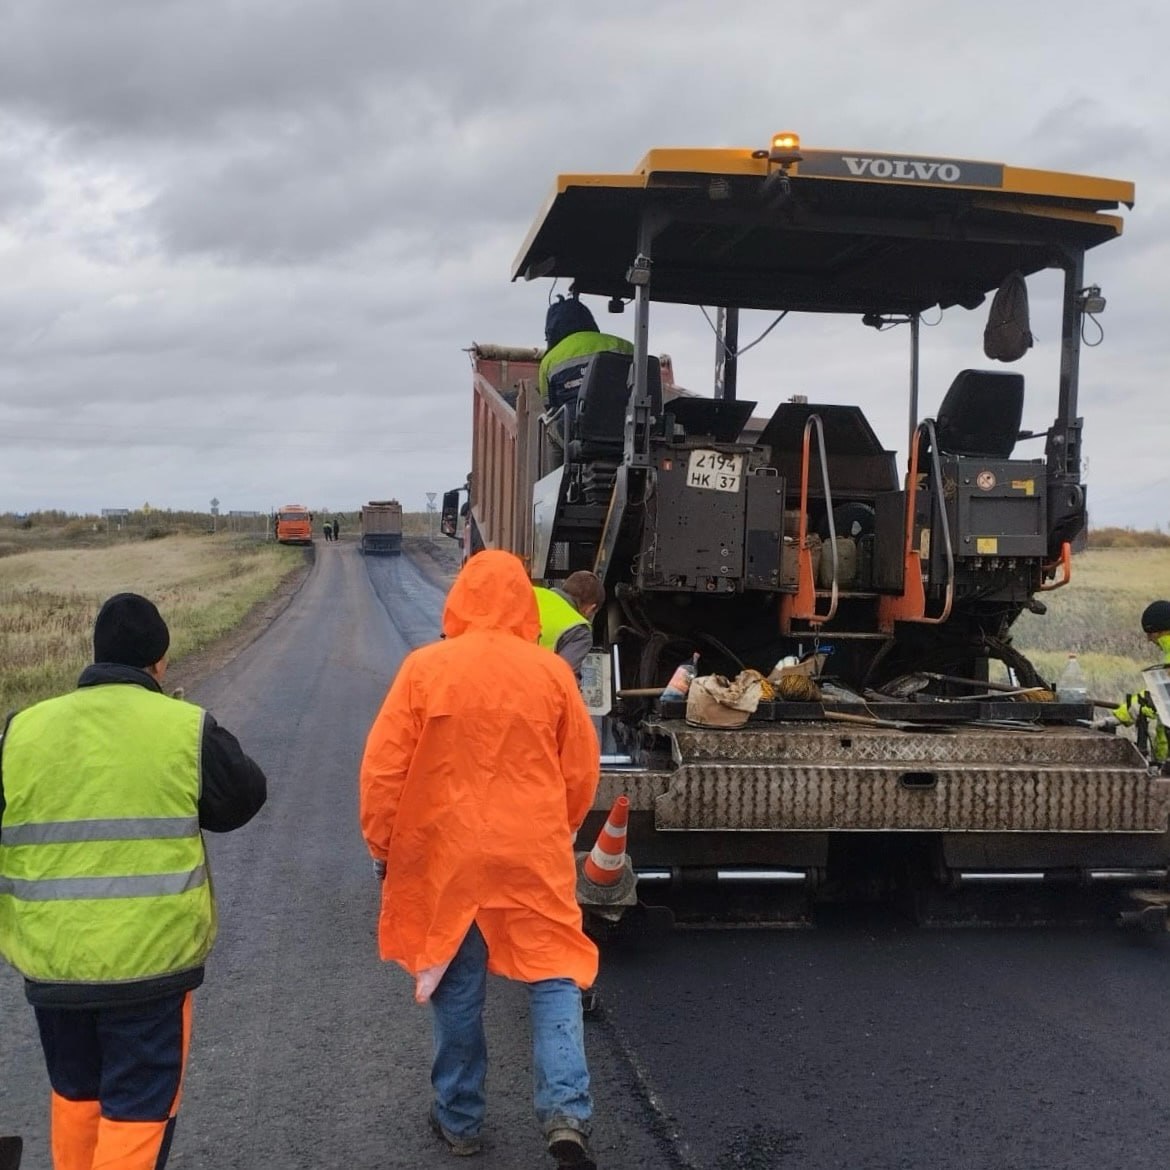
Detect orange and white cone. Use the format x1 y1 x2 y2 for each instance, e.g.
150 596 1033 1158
576 796 637 912
583 796 630 886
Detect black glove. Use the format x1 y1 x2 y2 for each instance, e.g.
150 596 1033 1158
372 858 387 881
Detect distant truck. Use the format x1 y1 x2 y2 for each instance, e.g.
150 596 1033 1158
361 500 403 555
274 504 313 545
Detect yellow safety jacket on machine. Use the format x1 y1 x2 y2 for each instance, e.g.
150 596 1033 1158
1112 633 1170 763
535 586 589 653
538 331 634 399
0 684 214 989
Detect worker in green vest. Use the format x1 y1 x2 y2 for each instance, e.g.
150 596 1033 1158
1097 599 1170 764
0 593 267 1170
535 571 605 680
539 295 633 409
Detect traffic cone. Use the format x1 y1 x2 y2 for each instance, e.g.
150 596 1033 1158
583 796 630 887
576 796 637 916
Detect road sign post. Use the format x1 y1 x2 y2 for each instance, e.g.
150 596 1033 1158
100 508 129 537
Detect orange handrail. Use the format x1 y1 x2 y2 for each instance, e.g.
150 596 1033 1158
1038 541 1072 591
779 414 838 632
877 419 954 632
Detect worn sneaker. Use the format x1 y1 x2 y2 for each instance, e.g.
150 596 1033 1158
546 1125 596 1169
428 1105 483 1157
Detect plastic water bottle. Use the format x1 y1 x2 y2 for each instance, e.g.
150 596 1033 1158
661 654 699 701
1056 653 1088 704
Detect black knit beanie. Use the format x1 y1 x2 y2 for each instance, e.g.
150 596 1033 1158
1142 600 1170 635
93 593 170 668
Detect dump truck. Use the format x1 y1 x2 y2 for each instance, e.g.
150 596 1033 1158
361 499 403 555
448 134 1169 924
274 504 313 545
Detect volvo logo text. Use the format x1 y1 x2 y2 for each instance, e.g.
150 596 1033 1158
842 156 963 182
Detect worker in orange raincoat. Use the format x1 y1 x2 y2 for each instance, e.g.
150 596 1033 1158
359 549 601 1168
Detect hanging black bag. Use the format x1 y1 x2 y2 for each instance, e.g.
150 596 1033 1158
983 270 1034 362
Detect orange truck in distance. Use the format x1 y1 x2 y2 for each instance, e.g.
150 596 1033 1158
274 505 313 545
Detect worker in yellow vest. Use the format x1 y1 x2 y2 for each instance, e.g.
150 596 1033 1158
1097 600 1170 764
538 295 633 409
0 593 267 1170
535 571 605 680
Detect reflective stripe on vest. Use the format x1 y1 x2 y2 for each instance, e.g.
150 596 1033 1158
1 816 199 846
535 587 588 653
538 332 635 397
0 864 208 901
0 684 214 984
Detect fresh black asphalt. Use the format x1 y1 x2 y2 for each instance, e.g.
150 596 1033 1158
4 544 1170 1169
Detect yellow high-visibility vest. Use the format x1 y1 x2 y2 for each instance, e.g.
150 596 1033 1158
535 587 588 653
538 332 634 397
0 685 214 985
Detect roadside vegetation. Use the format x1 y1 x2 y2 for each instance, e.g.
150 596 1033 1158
2 511 1168 715
0 518 303 714
1009 545 1170 702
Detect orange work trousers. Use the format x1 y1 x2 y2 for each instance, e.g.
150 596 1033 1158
34 992 193 1170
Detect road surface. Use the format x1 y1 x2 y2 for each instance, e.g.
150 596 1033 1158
4 543 1170 1169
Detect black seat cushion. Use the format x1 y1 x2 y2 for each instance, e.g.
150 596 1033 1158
935 369 1024 458
573 352 662 454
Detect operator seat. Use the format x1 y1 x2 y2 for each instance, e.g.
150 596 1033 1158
933 369 1025 458
569 351 662 460
551 351 662 504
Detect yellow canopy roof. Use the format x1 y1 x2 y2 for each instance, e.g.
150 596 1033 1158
513 143 1134 314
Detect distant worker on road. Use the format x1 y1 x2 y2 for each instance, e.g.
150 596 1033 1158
535 571 605 681
539 294 633 410
323 519 334 542
0 593 267 1170
360 550 601 1168
1097 600 1170 765
333 516 342 542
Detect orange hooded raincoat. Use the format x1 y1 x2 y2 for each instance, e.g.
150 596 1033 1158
359 549 601 990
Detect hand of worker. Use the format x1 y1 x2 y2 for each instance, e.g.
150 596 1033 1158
372 858 387 881
1093 715 1120 733
1123 693 1156 722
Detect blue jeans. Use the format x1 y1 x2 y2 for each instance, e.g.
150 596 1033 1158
429 923 592 1139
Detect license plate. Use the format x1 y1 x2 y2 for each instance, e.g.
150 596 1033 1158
685 449 743 493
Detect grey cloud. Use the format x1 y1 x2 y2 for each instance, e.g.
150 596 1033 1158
0 0 461 139
0 0 1167 525
0 161 43 215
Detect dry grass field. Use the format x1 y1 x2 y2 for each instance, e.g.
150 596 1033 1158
1 518 1167 721
1007 547 1170 702
0 534 303 714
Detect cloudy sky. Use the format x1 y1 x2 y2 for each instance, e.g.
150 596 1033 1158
1 0 1166 525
